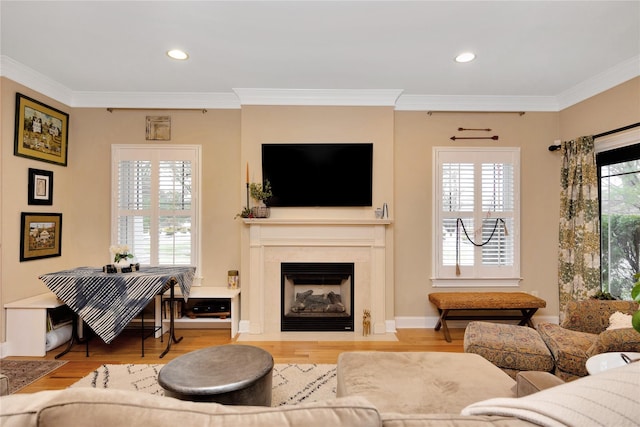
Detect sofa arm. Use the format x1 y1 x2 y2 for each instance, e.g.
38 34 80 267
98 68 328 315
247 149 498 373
587 327 640 356
515 372 564 397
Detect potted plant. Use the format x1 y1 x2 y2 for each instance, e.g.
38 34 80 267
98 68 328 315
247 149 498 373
249 180 272 218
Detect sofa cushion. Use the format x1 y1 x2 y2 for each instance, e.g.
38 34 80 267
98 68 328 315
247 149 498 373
587 327 640 356
337 351 515 415
0 388 381 427
536 322 597 377
381 413 536 426
461 361 640 427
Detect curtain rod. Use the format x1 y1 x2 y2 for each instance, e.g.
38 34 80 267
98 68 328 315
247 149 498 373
547 122 640 151
107 108 207 113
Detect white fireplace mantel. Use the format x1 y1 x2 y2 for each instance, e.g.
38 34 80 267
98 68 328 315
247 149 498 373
242 218 391 336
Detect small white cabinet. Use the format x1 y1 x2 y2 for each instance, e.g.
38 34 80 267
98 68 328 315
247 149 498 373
4 293 66 356
161 287 240 338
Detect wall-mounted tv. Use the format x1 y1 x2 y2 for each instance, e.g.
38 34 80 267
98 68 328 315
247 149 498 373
261 143 373 207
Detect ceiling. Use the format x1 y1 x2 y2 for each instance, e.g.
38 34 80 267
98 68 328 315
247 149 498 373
1 1 639 111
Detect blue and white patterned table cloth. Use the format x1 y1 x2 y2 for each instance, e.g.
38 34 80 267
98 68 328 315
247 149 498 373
40 266 195 344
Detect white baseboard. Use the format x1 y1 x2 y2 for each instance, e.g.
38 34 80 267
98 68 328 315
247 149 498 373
238 320 251 334
237 316 558 335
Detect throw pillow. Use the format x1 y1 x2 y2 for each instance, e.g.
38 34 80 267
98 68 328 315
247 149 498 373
461 362 640 426
607 311 633 330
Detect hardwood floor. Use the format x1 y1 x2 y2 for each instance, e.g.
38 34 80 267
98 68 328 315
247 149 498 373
7 327 465 394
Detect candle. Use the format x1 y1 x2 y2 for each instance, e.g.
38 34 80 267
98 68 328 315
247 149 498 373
246 162 249 184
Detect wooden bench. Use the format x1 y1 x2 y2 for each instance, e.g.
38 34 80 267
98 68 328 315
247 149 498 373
428 292 546 342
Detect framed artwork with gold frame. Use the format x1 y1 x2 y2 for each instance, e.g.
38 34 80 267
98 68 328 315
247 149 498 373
14 93 69 166
20 212 62 261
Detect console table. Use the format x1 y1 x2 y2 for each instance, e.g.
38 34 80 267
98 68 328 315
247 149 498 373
39 266 195 357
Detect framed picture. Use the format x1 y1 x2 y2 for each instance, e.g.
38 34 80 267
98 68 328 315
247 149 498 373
20 212 62 261
28 168 53 205
14 93 69 166
146 116 171 141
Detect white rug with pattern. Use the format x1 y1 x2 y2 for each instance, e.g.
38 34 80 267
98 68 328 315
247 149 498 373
70 363 337 406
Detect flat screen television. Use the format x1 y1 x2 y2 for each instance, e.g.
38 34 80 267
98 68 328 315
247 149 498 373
261 143 373 207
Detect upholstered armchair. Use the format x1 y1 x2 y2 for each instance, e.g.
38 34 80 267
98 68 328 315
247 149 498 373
536 299 640 381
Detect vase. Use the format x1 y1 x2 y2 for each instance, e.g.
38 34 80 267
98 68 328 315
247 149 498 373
251 207 270 218
115 259 131 268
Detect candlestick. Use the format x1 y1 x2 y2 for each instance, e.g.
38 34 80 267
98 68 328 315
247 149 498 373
246 162 249 184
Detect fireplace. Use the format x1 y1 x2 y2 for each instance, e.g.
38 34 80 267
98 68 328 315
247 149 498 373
242 219 391 336
281 262 354 331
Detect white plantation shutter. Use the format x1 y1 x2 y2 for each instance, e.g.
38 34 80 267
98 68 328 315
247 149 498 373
112 145 200 268
433 148 520 287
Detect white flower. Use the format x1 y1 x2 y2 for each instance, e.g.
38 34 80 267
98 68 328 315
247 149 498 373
110 244 133 263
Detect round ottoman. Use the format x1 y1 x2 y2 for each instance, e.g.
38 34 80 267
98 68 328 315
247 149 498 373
158 344 274 405
464 321 554 379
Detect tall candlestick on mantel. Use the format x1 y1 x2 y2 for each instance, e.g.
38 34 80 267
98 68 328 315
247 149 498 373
245 162 250 209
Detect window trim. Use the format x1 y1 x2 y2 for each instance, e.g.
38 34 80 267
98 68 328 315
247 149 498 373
111 144 202 272
431 147 521 288
595 128 640 297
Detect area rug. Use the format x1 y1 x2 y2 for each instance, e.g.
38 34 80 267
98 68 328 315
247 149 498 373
0 360 68 394
70 363 337 406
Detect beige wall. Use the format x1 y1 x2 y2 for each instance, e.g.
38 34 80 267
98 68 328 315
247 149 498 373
237 105 396 322
0 78 241 342
394 111 562 320
1 76 638 345
559 77 640 140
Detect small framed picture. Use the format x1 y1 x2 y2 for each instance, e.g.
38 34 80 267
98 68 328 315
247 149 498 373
146 116 171 140
28 168 53 205
14 93 69 166
20 212 62 261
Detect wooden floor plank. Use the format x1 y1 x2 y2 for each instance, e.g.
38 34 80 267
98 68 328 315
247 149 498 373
7 328 464 393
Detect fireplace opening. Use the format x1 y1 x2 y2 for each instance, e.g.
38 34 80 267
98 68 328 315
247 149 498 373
281 262 354 332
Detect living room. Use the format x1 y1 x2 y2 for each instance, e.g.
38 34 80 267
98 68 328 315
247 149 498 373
1 2 639 424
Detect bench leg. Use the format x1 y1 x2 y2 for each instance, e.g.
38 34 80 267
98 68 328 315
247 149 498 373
519 308 539 327
434 309 452 343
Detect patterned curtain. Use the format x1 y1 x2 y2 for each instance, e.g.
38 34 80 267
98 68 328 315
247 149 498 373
558 136 600 318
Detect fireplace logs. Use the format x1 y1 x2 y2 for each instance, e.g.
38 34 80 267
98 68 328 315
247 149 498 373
290 290 346 314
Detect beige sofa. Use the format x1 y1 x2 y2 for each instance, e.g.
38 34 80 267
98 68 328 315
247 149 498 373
1 354 638 426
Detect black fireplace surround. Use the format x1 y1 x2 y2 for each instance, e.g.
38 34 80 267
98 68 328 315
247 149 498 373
281 262 354 332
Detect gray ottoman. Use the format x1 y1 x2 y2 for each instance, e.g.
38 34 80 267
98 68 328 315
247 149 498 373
158 344 274 405
337 351 516 414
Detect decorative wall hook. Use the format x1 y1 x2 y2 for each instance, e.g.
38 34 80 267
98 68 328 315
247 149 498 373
450 136 499 141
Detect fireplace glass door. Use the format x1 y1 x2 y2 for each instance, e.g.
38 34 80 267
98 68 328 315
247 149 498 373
281 262 354 331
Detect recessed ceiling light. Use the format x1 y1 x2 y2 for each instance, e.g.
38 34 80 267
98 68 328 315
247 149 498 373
167 49 189 60
455 52 476 63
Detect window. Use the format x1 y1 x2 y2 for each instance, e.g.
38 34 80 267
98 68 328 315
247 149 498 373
597 142 640 299
111 145 200 269
433 147 520 287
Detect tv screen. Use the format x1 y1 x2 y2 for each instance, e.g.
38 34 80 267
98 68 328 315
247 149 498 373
261 143 373 207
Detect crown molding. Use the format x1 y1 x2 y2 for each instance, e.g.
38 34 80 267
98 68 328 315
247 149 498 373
3 55 638 111
233 88 404 106
71 91 241 109
556 55 640 110
394 94 559 112
0 55 74 105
